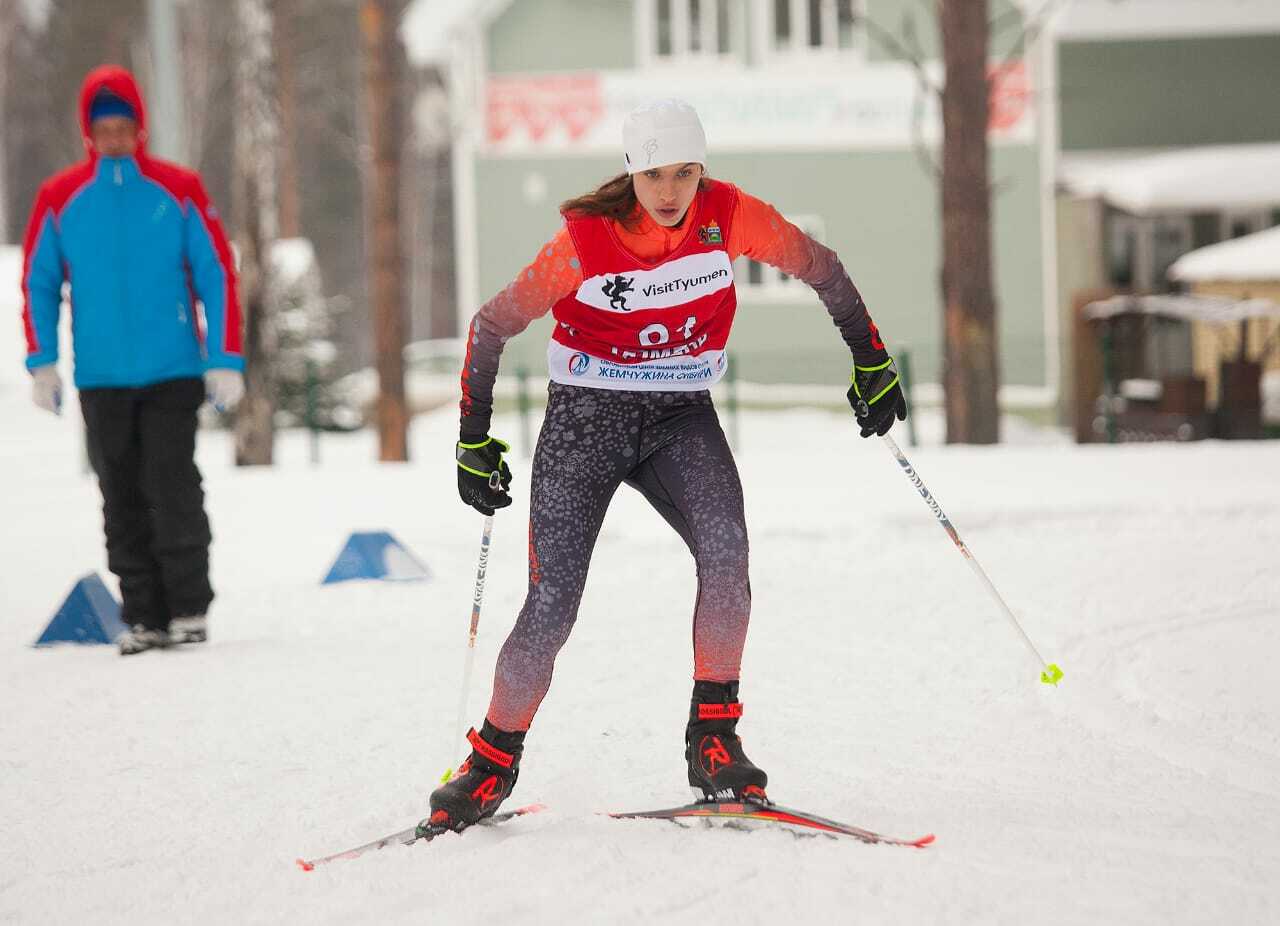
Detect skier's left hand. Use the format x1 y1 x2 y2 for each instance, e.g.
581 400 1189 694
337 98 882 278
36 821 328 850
31 364 63 416
204 369 245 412
847 357 907 438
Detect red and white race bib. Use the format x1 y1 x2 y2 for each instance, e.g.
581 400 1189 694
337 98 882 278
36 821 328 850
548 180 739 391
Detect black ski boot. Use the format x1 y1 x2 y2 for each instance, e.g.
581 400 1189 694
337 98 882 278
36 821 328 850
685 680 769 804
425 721 524 832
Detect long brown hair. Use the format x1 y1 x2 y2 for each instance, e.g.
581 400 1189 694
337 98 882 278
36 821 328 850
560 171 711 228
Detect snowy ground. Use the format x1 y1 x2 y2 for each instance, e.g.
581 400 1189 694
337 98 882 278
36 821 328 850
4 251 1280 923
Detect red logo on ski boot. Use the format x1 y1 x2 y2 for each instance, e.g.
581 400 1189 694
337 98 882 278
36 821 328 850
471 775 504 808
702 736 733 775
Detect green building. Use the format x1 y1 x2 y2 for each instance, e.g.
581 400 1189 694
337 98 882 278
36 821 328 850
409 0 1280 421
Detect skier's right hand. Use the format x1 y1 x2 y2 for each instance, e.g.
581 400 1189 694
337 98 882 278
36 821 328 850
456 435 514 515
31 365 62 416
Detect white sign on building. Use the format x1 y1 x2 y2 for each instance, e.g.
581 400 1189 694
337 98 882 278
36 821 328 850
484 62 1034 156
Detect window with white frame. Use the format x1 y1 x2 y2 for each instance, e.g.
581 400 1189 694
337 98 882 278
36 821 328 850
771 0 865 56
734 214 825 297
639 0 741 62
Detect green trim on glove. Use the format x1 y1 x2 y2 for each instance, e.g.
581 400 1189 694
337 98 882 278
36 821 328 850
850 358 900 407
847 355 908 438
456 436 511 479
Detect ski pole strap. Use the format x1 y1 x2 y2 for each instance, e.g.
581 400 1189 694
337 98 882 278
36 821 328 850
467 727 515 768
697 702 744 721
456 436 511 480
850 357 900 408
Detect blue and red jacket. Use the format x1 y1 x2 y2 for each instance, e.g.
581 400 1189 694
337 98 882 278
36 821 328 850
21 65 242 388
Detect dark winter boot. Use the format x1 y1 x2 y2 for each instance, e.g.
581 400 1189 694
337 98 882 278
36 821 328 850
425 721 525 832
169 614 207 645
118 624 171 656
685 680 769 804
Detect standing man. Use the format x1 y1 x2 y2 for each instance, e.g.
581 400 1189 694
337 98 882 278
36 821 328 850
20 65 243 655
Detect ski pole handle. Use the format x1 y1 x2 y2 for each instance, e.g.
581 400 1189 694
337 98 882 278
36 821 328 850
443 515 495 782
880 434 1063 686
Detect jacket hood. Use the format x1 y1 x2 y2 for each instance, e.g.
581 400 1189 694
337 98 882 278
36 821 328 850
79 65 148 158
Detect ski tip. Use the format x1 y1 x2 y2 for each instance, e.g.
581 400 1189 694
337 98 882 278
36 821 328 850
515 802 548 816
296 858 315 872
911 834 936 848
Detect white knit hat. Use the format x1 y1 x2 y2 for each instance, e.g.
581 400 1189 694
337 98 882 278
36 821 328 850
622 99 707 174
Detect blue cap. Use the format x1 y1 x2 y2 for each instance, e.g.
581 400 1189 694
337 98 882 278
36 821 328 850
90 89 137 124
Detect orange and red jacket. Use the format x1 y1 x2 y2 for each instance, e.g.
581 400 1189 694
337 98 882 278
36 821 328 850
460 180 885 437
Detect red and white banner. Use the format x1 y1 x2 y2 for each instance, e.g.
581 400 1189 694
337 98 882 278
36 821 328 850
484 62 1035 155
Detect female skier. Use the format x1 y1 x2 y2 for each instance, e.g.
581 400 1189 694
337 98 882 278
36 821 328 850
431 99 906 830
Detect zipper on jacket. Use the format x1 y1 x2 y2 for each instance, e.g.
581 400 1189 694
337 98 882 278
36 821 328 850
111 159 132 383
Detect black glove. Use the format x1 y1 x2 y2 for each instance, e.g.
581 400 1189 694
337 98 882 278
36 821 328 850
456 435 514 515
847 357 908 438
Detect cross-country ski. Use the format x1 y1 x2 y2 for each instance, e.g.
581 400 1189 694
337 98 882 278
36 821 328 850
610 800 935 848
297 804 546 871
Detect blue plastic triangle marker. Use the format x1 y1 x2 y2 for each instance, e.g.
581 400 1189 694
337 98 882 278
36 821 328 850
33 572 127 646
321 531 431 584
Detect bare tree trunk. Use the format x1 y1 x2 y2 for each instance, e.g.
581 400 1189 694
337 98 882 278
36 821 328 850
940 0 1000 444
232 0 279 466
273 0 302 238
359 0 408 461
0 0 14 242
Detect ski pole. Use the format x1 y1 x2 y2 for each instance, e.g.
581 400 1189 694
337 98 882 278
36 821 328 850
441 513 496 782
880 434 1063 686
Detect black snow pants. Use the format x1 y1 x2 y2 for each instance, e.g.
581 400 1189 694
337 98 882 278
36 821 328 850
79 377 213 630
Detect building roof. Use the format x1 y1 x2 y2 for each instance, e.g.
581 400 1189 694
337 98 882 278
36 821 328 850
1084 292 1280 323
1169 226 1280 283
1059 143 1280 215
1044 0 1280 41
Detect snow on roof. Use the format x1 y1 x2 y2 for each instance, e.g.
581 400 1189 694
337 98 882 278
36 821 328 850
1169 225 1280 283
1059 143 1280 215
1046 0 1280 41
1084 292 1280 323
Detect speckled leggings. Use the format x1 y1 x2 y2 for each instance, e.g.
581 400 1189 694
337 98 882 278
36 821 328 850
485 382 751 732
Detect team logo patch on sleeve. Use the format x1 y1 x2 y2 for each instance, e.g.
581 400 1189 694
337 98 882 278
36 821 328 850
698 220 722 245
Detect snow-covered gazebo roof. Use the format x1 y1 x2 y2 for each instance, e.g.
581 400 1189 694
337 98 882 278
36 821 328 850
1059 143 1280 215
1083 292 1280 323
1169 226 1280 284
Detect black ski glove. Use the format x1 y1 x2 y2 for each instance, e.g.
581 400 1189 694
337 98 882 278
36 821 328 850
847 357 908 438
456 435 513 515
